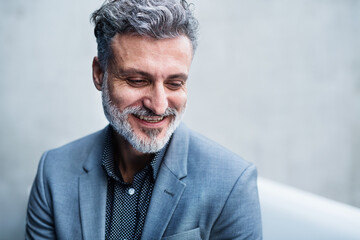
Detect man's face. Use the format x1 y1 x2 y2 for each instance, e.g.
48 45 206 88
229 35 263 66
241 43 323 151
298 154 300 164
96 34 192 153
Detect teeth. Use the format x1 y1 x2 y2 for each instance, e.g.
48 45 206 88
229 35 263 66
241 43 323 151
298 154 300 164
138 115 164 122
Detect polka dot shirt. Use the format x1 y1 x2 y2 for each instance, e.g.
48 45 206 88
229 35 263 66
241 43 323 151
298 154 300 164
102 129 168 240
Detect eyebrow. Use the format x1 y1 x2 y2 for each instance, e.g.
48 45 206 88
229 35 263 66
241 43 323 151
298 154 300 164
168 73 188 81
114 68 151 78
115 68 188 81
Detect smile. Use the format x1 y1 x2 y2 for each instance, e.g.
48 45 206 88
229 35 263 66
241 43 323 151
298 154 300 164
135 115 165 123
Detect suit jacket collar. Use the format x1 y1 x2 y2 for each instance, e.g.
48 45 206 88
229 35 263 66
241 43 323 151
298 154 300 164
161 122 189 180
82 125 110 173
82 123 189 178
79 123 190 240
141 123 190 239
79 126 109 240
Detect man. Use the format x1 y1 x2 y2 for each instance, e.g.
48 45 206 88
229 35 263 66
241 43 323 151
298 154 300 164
26 0 262 239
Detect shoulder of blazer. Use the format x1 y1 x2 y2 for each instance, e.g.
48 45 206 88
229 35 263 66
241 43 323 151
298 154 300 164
41 125 109 175
185 125 253 177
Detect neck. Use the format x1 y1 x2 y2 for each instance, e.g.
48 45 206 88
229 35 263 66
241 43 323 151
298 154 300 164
114 133 154 183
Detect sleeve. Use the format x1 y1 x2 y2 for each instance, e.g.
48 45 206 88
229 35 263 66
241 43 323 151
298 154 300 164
210 164 263 240
25 151 56 240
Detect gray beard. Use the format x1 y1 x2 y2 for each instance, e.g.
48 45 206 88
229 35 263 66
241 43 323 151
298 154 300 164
101 74 184 153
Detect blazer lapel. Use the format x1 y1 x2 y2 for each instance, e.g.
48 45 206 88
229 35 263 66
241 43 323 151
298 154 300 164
141 123 190 240
76 124 190 240
79 126 109 240
79 165 107 240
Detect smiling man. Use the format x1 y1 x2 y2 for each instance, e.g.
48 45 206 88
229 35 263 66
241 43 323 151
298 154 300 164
26 0 262 239
98 34 190 158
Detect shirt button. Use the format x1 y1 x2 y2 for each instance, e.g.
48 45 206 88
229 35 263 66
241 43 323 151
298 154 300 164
128 188 135 195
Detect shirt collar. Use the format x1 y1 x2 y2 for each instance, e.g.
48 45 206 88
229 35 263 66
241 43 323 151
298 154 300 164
101 127 169 182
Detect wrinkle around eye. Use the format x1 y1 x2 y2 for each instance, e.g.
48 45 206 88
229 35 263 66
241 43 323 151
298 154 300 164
165 80 186 90
126 78 150 87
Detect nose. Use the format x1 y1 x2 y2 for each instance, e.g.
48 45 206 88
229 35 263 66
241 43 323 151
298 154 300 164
143 83 168 115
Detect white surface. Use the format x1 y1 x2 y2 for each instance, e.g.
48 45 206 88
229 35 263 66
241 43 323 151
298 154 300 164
259 177 360 240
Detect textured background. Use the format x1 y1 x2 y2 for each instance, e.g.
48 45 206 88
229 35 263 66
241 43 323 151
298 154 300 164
1 0 359 239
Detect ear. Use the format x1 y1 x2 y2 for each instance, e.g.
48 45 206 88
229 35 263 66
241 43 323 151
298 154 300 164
92 57 104 91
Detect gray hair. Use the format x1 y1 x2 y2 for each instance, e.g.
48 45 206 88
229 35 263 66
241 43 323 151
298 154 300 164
91 0 199 70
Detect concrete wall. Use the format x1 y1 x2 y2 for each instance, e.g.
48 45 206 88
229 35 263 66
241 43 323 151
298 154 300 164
188 0 360 208
1 0 359 239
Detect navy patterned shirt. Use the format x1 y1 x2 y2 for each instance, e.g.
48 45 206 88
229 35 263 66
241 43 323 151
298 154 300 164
102 129 168 240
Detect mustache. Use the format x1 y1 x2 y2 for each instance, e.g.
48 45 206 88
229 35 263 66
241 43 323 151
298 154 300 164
122 106 178 118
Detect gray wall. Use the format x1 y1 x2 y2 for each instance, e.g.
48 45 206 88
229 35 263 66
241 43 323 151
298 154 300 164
188 0 360 205
1 0 359 239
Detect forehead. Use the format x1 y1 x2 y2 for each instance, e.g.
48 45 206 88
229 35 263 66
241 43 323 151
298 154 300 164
109 34 193 71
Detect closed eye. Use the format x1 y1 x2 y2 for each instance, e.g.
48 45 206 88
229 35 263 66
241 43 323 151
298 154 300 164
165 80 185 90
126 78 150 87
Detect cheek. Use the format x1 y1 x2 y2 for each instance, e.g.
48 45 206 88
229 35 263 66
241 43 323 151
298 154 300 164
109 87 144 111
169 91 187 111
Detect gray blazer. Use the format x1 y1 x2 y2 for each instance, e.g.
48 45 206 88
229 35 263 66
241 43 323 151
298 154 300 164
26 123 262 239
